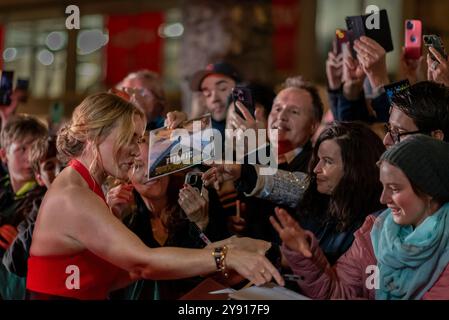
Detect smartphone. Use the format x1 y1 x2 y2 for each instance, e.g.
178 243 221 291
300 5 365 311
0 70 14 106
16 78 30 103
384 79 411 104
185 172 203 192
231 85 255 119
423 34 448 61
334 29 350 55
346 9 394 53
16 79 29 91
404 20 422 60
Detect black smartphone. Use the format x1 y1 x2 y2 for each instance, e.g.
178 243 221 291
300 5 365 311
423 34 448 61
16 78 29 103
185 172 203 192
345 9 394 53
0 70 14 106
16 79 29 91
231 85 255 119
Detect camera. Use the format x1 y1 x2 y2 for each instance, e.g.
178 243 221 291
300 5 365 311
406 20 414 30
185 172 203 192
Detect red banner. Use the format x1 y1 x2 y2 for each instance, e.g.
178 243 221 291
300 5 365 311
272 0 300 71
105 12 164 87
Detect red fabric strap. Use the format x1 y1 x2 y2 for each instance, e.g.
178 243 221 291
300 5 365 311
68 159 106 203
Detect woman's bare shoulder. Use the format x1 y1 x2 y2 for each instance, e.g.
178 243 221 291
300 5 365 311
41 168 106 217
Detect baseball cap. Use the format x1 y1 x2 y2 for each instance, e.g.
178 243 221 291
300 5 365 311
189 62 241 91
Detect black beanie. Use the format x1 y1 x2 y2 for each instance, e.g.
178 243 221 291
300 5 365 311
380 134 449 201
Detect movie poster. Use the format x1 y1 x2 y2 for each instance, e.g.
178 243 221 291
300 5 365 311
148 114 214 180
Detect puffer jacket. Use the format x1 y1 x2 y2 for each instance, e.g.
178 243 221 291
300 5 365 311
282 214 449 300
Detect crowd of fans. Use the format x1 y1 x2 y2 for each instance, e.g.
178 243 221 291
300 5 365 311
2 13 449 300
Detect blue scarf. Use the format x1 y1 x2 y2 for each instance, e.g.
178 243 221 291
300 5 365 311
370 203 449 300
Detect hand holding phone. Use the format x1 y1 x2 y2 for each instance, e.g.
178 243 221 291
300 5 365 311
404 20 422 60
0 71 14 106
346 9 394 53
185 172 204 193
231 85 255 119
423 34 448 61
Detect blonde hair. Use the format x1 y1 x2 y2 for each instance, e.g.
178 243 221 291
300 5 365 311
57 92 145 175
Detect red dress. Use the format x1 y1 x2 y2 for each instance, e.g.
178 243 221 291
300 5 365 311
26 159 126 300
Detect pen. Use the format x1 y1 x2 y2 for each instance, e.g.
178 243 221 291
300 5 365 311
191 221 212 245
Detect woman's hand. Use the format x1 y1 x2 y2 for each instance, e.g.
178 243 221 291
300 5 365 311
226 248 285 286
178 184 209 230
427 47 449 87
400 47 425 84
225 236 271 255
353 36 389 89
326 51 344 90
270 207 312 258
342 45 365 100
165 111 187 129
106 183 134 219
202 164 242 191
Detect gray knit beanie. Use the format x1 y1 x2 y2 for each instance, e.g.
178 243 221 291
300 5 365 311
380 134 449 201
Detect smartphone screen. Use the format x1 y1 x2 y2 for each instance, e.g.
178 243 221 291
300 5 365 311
0 71 14 106
384 79 411 104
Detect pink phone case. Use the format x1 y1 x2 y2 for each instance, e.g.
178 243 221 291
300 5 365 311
405 20 422 60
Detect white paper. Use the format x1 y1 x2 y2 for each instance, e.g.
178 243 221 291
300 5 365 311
229 283 311 300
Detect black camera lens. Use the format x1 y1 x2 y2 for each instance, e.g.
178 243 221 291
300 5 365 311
406 21 414 30
423 36 430 45
411 35 416 43
189 175 197 184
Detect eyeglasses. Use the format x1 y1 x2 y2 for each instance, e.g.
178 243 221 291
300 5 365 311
384 123 428 144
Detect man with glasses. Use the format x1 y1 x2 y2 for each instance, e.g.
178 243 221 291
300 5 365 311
383 81 449 148
189 62 241 140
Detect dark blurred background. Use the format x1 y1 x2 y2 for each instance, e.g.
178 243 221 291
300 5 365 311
0 0 446 118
